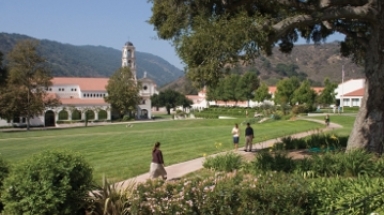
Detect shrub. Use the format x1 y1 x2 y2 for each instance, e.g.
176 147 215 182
308 176 384 214
1 150 93 215
252 151 296 173
0 156 9 212
128 172 309 214
203 152 243 172
292 105 308 115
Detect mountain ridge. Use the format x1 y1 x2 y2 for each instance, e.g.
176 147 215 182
0 32 184 86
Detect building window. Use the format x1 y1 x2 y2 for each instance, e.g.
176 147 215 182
75 88 77 91
62 88 65 91
87 94 89 97
59 88 61 91
83 94 86 97
142 99 146 104
49 88 52 91
352 98 359 106
143 85 148 90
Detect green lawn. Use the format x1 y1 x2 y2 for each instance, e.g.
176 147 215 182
0 119 322 182
310 115 356 136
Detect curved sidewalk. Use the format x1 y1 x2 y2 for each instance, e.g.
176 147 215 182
117 119 342 188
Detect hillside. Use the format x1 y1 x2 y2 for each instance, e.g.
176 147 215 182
0 33 184 86
162 42 365 93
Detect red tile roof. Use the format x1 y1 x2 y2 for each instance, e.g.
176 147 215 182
344 88 364 96
51 77 109 91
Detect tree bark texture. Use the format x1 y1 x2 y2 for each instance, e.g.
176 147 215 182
347 1 384 153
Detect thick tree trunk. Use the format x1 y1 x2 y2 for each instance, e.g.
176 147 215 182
347 6 384 154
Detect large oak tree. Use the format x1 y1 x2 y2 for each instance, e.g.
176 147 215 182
149 0 383 153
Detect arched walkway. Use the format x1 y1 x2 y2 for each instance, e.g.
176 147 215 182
72 109 81 120
85 110 95 120
141 109 148 119
58 110 68 120
98 110 108 120
45 110 55 127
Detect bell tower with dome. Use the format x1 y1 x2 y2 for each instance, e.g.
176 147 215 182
122 41 137 81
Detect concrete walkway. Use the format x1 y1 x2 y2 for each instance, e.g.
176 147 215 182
117 118 342 188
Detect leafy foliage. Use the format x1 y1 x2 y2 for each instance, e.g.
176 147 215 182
254 82 271 102
105 67 140 118
150 89 191 114
292 80 317 109
317 78 338 106
1 150 93 215
203 152 243 172
0 40 60 129
274 76 300 106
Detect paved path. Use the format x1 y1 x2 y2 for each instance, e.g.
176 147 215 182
117 118 342 188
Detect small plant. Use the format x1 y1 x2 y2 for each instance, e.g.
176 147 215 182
203 152 243 172
252 151 296 173
87 176 135 215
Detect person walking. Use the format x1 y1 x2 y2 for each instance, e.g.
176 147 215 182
244 123 254 152
149 142 167 180
324 114 330 127
231 123 240 150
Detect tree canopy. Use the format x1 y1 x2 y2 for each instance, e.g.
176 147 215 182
317 78 338 106
0 40 59 130
104 67 140 118
150 89 192 115
254 82 271 103
149 0 384 153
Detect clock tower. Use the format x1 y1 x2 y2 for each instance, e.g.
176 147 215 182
122 41 137 81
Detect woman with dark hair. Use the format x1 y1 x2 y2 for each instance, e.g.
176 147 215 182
149 142 167 180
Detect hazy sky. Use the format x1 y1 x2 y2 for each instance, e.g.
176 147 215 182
1 1 344 70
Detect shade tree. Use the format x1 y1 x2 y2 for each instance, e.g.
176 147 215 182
149 0 384 152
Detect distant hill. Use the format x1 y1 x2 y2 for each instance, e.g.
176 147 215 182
0 33 184 87
162 42 365 93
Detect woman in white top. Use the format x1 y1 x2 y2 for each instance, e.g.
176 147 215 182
231 123 240 150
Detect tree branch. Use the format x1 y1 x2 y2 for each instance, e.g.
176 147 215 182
271 2 377 40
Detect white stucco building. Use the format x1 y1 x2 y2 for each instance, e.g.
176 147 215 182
335 78 365 107
0 41 157 127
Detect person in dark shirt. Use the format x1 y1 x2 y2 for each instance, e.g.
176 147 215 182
149 142 167 180
244 123 254 152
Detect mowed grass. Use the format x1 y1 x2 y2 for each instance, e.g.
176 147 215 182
310 114 356 136
0 119 322 182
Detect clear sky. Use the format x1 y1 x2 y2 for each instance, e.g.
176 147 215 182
1 1 344 70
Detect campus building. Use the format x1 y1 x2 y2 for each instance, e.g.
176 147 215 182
187 86 324 109
335 78 365 107
0 42 157 127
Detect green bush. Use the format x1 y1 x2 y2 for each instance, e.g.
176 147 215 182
308 176 384 214
203 152 243 172
128 172 309 214
1 150 93 215
252 151 296 173
0 156 9 212
292 105 308 115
